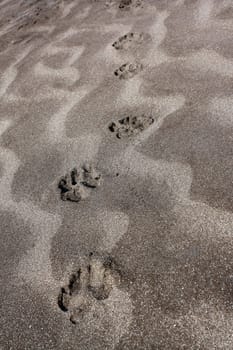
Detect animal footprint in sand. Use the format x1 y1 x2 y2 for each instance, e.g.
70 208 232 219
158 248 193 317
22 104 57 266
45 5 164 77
58 164 101 202
112 32 150 50
58 253 121 324
114 62 143 79
109 114 154 139
119 0 143 10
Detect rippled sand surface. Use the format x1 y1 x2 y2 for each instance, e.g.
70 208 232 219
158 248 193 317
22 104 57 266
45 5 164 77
1 0 233 349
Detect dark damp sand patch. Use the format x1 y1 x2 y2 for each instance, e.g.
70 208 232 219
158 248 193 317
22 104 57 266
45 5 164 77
108 114 154 139
58 164 101 202
58 252 121 324
114 62 143 79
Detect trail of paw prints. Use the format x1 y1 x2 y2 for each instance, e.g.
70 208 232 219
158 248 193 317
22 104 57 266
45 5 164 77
111 17 151 79
58 163 101 202
114 61 143 79
108 114 154 139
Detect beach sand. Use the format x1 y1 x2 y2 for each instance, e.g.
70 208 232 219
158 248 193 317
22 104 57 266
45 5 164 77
1 0 233 349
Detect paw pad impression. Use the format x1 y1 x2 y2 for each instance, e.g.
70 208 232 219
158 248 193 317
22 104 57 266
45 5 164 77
58 164 101 202
109 114 154 139
58 253 121 324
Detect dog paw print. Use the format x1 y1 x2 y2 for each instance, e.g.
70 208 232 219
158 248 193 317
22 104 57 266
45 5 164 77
58 253 121 324
114 62 143 79
108 114 154 139
119 0 143 10
112 32 150 50
58 164 101 202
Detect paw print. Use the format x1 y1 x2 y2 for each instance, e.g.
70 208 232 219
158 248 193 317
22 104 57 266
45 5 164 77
58 164 101 202
108 114 154 139
114 62 143 79
119 0 143 10
112 32 150 50
58 252 121 324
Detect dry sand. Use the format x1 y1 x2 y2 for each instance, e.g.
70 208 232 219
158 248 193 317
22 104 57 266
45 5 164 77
1 0 233 349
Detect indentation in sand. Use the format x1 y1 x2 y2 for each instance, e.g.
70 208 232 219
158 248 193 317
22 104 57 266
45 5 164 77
58 163 101 202
114 61 143 80
58 252 133 347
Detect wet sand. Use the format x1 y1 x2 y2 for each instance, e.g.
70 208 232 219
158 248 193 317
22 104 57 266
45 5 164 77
1 0 233 349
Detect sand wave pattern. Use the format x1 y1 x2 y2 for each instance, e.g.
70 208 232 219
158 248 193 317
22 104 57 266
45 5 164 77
1 0 233 349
